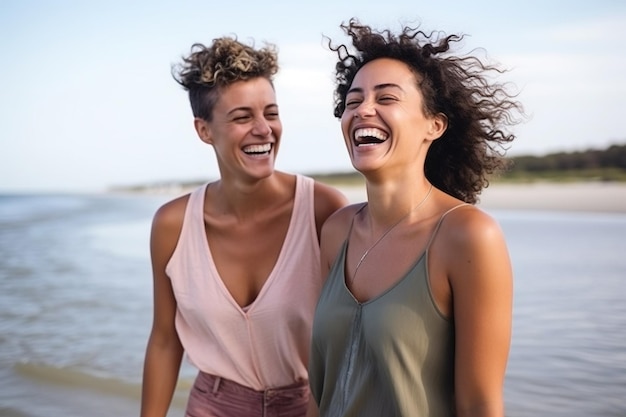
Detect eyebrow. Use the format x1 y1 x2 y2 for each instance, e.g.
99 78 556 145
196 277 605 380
346 83 404 95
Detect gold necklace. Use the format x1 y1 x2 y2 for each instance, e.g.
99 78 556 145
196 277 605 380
352 184 433 281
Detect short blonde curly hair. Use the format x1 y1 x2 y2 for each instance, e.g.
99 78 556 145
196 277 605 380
172 37 279 121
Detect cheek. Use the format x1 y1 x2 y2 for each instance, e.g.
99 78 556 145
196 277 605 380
271 120 283 135
340 113 352 141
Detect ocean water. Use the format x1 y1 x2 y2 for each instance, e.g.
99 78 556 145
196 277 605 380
0 192 624 417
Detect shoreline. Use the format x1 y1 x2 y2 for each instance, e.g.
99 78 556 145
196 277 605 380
110 181 626 214
337 182 626 213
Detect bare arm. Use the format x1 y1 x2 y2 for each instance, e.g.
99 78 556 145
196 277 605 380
447 209 513 417
305 396 320 417
313 181 349 241
140 198 188 417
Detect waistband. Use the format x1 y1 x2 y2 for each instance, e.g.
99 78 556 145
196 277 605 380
197 371 308 397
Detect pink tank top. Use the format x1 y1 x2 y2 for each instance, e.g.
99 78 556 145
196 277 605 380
166 175 321 390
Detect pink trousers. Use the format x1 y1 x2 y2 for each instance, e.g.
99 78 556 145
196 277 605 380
185 372 310 417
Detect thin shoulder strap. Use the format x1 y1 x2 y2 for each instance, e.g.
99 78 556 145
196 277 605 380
346 202 368 242
424 203 470 252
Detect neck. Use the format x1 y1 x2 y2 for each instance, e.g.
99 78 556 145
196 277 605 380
209 173 287 220
364 179 433 226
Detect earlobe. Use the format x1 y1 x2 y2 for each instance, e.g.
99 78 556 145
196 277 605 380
194 118 213 144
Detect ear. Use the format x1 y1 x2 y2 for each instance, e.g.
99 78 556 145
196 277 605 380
427 113 448 141
194 118 213 145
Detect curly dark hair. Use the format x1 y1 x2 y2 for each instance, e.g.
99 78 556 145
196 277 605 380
327 18 524 204
172 37 279 121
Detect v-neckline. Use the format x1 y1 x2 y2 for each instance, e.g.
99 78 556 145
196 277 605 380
340 239 427 306
198 178 299 315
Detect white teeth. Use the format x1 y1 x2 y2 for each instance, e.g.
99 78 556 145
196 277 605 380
354 128 387 141
243 143 271 154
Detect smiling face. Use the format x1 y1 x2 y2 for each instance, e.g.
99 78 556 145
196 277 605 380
194 77 282 181
340 58 446 177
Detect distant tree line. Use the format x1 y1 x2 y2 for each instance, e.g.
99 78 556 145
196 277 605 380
508 143 626 172
502 142 626 181
310 143 626 186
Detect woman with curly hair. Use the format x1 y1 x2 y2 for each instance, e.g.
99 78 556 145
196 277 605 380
140 37 347 417
307 19 524 417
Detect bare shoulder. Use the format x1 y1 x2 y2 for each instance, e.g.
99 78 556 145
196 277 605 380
320 203 364 271
323 203 363 233
428 204 512 319
313 181 349 220
437 204 505 248
312 181 349 238
433 204 512 291
150 193 193 261
152 193 190 232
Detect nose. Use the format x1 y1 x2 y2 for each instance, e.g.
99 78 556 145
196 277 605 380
353 98 376 119
252 117 272 136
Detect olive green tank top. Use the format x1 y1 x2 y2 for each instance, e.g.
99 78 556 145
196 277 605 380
309 205 466 417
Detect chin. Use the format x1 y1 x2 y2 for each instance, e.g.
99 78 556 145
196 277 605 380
250 167 276 180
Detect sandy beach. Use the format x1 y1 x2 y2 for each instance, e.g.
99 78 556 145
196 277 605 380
337 182 626 213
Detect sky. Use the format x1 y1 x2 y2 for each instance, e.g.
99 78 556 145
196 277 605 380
1 0 625 193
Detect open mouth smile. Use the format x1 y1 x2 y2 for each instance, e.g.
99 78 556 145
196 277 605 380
354 128 388 146
243 143 272 155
